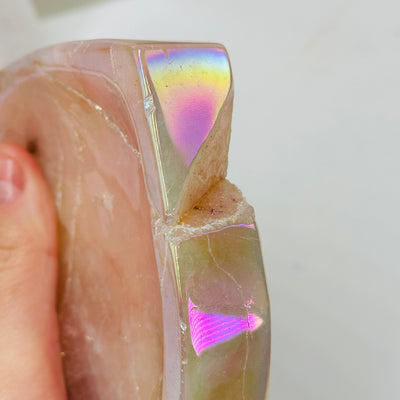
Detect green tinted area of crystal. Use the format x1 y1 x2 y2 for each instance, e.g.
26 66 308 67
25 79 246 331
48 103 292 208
148 91 187 213
173 224 270 400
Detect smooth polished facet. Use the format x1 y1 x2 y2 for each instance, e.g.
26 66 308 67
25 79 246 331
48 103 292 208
156 179 270 400
145 48 230 165
179 222 269 399
0 40 270 400
136 44 233 218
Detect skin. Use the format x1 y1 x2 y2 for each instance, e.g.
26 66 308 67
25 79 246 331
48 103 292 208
0 143 67 399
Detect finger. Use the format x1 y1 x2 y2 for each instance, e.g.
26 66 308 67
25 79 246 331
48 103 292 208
0 143 66 399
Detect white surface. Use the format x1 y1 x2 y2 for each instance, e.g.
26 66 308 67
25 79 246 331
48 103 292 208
1 0 399 398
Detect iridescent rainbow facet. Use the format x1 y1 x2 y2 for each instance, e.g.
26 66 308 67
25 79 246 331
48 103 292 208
145 48 230 166
138 46 232 214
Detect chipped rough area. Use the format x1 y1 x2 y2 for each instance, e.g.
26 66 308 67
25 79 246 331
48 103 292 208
153 180 255 245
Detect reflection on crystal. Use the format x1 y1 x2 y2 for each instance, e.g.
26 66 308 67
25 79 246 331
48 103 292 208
145 48 230 166
188 298 262 356
138 45 233 217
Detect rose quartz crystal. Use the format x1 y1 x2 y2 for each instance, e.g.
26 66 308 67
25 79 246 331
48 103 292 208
0 40 270 400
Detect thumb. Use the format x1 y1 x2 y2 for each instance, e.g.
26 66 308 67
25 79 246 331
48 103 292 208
0 144 66 399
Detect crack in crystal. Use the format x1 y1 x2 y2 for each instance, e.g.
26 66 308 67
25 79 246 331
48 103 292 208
47 94 83 295
54 149 64 210
66 41 88 62
159 239 169 291
242 330 249 400
206 236 251 399
46 73 142 162
109 46 117 77
69 161 82 273
207 235 242 291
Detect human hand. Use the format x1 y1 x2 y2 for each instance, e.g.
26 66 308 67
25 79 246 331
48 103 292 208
0 143 67 399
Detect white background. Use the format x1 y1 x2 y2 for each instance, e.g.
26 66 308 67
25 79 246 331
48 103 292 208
1 0 399 398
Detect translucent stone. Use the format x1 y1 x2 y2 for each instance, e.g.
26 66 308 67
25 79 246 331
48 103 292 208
0 40 270 400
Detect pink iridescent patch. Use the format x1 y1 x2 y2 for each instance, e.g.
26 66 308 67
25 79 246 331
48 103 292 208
145 48 231 165
188 298 262 356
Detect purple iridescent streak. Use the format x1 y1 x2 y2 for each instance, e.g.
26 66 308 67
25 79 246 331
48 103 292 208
188 298 262 356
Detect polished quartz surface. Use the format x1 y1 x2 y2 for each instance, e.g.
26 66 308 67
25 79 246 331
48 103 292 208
140 42 270 400
0 40 270 400
137 45 232 217
145 48 230 166
175 222 270 399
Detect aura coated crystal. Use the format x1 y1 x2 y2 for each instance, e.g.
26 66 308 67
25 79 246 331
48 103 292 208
0 40 270 400
136 45 232 218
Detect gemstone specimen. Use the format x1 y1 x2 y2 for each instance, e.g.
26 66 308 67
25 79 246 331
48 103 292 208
0 40 270 400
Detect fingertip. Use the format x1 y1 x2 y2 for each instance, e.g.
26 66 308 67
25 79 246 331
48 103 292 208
0 142 57 244
0 142 66 399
